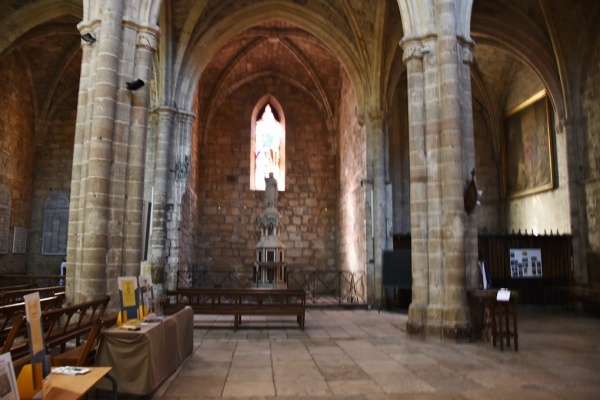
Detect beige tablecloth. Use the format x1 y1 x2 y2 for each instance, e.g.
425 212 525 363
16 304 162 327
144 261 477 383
95 306 194 395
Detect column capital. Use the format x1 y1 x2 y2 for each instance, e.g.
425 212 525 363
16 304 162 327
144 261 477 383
401 43 432 62
461 46 473 64
137 27 159 51
400 36 435 62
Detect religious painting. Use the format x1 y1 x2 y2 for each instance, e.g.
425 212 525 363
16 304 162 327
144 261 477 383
503 90 555 198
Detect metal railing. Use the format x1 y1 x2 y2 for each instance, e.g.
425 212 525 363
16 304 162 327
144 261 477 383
178 267 367 305
286 269 367 305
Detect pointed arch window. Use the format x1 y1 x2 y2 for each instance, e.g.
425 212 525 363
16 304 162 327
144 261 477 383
251 99 285 191
0 185 10 254
42 191 69 255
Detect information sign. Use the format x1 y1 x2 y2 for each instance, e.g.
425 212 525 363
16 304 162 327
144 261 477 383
509 248 543 278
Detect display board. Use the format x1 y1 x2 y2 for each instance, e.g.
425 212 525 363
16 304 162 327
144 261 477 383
509 248 543 278
118 276 140 320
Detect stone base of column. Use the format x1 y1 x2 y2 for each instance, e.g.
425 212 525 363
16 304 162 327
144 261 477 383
406 302 427 339
407 303 472 342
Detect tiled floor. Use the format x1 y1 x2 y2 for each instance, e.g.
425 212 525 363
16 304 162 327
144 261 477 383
107 306 600 399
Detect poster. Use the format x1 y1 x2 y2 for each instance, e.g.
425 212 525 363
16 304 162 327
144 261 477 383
0 353 18 400
118 276 140 320
509 248 543 278
139 275 154 314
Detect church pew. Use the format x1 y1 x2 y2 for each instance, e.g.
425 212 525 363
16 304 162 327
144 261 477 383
5 296 110 374
166 288 305 330
0 285 65 305
0 294 65 346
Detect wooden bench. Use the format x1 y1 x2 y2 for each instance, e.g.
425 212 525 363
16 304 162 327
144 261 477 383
551 284 600 315
0 285 65 306
0 284 32 292
0 294 65 347
4 296 110 374
167 288 305 330
51 313 119 367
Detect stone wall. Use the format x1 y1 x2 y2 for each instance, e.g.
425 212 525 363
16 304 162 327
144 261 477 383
582 30 600 283
195 77 337 271
0 52 35 272
27 101 76 274
337 71 367 274
503 67 571 235
472 93 501 233
389 77 411 234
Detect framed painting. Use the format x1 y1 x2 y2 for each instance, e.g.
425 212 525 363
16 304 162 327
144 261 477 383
503 90 555 198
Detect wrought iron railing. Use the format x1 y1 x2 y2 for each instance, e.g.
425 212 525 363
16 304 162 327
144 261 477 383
286 269 367 305
178 267 367 305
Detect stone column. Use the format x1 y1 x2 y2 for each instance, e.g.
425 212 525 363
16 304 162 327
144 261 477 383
368 109 386 307
150 107 175 285
165 111 195 291
437 0 470 340
459 41 479 292
560 117 587 283
123 26 159 276
402 40 429 337
66 27 95 303
77 0 124 303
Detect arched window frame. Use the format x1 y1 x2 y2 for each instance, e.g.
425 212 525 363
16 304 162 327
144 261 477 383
250 95 286 191
0 185 10 254
41 191 69 255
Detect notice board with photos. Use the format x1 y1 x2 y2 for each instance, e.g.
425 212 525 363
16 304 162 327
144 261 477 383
509 248 543 278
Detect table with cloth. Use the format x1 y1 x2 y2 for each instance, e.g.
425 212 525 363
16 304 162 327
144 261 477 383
94 306 194 395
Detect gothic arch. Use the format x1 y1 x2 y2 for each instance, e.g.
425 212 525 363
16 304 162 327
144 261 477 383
471 17 565 123
172 1 366 113
0 0 82 57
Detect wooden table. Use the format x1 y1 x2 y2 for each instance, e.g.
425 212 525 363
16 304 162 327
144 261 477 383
469 289 519 351
43 366 112 400
94 306 194 395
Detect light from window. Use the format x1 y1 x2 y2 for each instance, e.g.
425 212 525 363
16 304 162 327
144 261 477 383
254 104 285 190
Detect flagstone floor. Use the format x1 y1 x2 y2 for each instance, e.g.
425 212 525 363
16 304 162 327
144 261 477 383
102 306 600 399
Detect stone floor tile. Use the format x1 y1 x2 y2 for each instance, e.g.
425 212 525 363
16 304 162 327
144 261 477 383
164 375 226 397
328 379 384 395
222 381 275 397
368 372 437 394
142 307 600 399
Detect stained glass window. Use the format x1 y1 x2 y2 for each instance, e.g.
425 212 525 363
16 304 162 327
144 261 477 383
252 103 285 191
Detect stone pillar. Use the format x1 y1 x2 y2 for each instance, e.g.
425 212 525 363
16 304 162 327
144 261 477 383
402 40 429 337
150 107 175 286
402 1 474 341
560 117 587 283
459 41 479 292
436 0 470 340
66 28 95 304
149 108 194 293
368 109 386 307
123 26 159 276
422 34 444 338
70 2 161 307
165 111 195 291
77 0 124 303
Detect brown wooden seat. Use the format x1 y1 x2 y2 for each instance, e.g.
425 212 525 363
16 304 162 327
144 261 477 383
167 288 306 330
51 312 119 367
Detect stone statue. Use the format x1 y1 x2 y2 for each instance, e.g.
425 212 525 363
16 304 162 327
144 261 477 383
264 172 278 207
